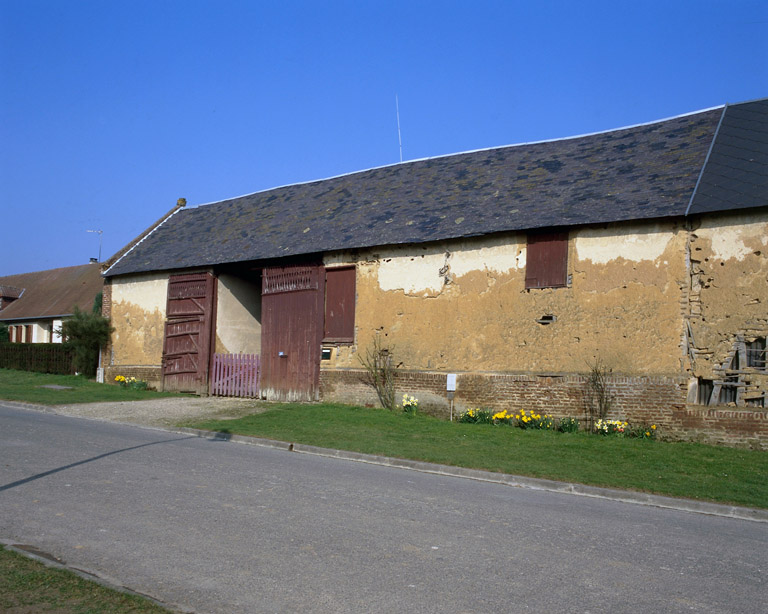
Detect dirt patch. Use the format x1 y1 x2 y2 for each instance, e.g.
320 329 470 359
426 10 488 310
50 396 273 428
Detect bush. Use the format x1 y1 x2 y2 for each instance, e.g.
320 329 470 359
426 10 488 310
60 307 112 377
515 409 555 430
491 409 515 425
557 417 581 433
401 393 419 415
114 375 148 390
594 418 628 435
458 408 492 424
594 419 658 439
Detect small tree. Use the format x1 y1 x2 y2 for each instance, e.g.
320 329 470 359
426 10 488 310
583 358 613 432
60 306 112 377
359 335 398 410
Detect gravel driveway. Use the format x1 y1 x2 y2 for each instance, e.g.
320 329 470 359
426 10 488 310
46 396 271 428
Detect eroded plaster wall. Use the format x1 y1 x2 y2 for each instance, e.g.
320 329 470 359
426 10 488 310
326 220 687 376
686 211 768 404
110 273 168 365
215 273 262 354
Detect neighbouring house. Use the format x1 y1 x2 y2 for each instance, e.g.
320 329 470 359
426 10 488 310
102 98 768 447
0 263 104 343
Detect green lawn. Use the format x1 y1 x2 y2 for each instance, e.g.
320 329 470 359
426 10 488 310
0 546 171 613
185 403 768 509
0 368 181 405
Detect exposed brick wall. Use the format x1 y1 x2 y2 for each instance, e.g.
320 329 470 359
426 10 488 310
104 365 163 390
100 280 112 371
320 368 767 449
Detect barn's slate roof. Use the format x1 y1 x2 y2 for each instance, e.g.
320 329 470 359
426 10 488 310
0 264 103 322
688 98 768 215
105 99 768 277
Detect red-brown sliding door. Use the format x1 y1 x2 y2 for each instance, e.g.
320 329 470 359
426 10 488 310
260 264 324 401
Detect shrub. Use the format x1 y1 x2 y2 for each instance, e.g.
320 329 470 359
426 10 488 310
627 423 659 440
557 417 580 433
359 336 398 410
595 419 659 439
458 408 492 424
60 307 113 377
401 393 419 415
594 418 628 435
491 409 515 425
515 409 555 430
114 375 148 390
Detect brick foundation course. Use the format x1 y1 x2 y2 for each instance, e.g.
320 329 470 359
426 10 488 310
320 368 768 449
105 365 163 391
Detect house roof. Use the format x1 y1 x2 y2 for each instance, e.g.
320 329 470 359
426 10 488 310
105 98 768 278
0 263 104 322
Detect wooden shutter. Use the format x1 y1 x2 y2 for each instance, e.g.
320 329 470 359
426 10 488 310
324 267 355 342
525 232 568 289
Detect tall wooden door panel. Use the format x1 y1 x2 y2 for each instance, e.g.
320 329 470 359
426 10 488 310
162 272 216 394
260 264 323 401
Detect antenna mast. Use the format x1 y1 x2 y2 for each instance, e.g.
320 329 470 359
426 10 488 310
396 94 403 163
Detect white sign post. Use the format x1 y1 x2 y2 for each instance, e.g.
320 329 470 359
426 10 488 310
447 374 457 420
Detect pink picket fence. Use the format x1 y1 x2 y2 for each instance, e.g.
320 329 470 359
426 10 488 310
210 353 260 398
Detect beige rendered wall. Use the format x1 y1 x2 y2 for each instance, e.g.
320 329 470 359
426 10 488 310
109 273 168 365
327 220 688 376
215 273 262 354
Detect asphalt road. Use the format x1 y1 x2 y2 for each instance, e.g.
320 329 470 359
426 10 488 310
1 404 766 613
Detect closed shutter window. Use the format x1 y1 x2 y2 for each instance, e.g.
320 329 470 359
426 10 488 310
324 267 355 342
525 232 568 289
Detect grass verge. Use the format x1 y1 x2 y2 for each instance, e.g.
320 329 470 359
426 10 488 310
184 403 768 509
0 368 181 405
0 546 171 613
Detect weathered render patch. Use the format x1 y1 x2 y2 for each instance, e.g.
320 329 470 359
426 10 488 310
110 273 168 365
575 222 675 264
375 236 525 296
695 215 768 261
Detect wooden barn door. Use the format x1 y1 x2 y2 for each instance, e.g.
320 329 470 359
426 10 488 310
162 272 216 394
260 264 323 401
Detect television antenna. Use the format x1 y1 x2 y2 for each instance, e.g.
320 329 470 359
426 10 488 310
86 229 103 262
396 94 403 163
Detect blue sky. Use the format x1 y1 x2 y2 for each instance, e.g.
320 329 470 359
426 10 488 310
1 0 766 276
